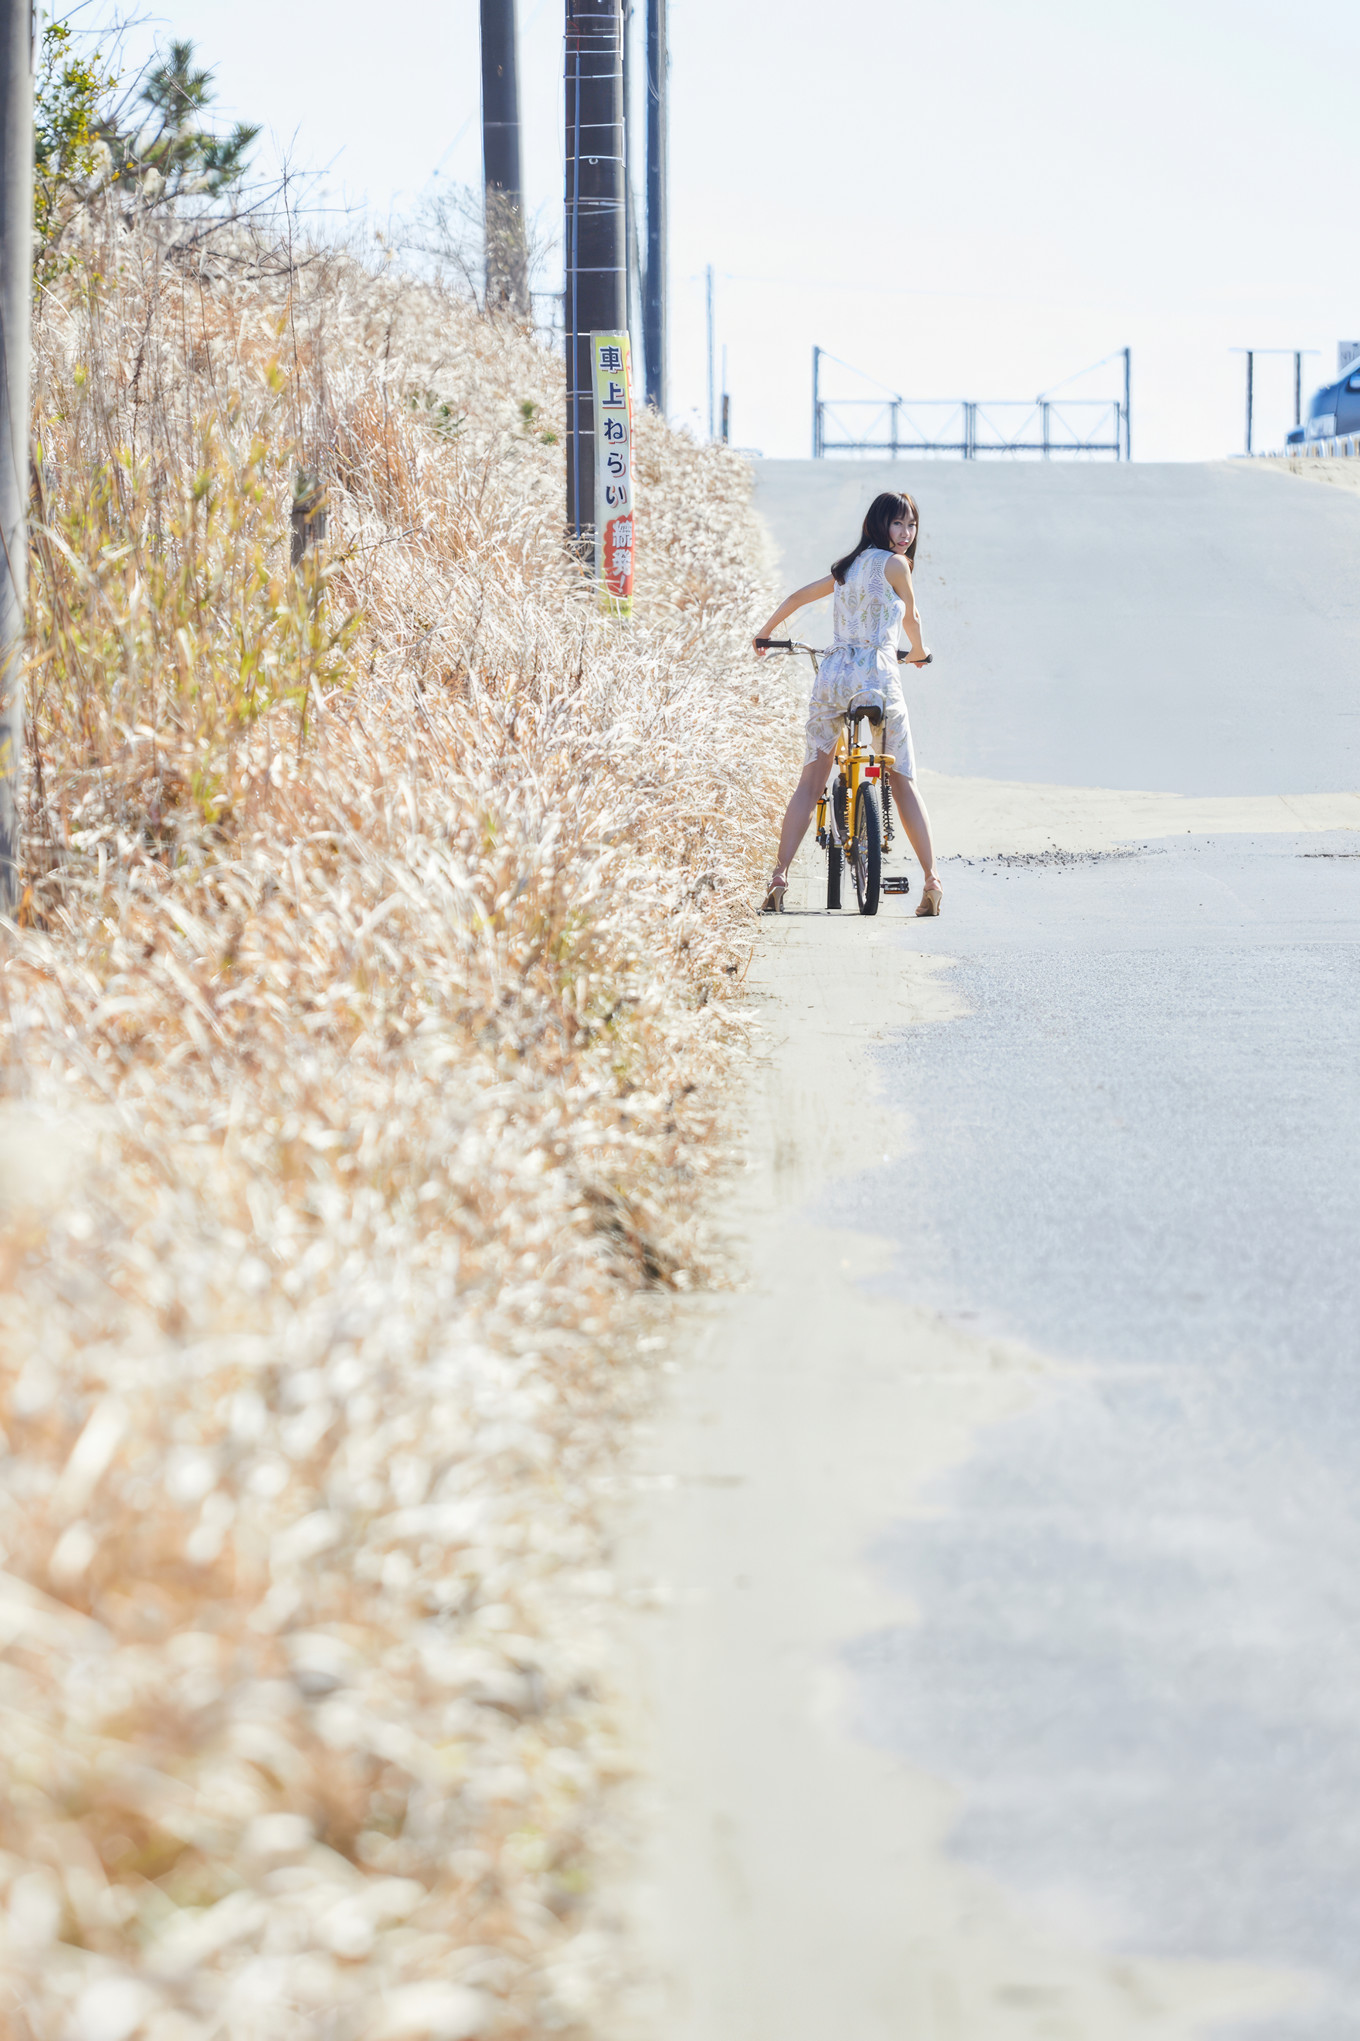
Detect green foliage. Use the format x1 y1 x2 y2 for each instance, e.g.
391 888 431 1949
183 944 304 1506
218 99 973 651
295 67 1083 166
33 23 260 275
122 40 260 201
519 399 558 445
31 401 360 831
408 389 466 439
33 23 116 266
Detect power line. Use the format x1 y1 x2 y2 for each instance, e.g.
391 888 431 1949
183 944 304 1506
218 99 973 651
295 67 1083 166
1036 348 1129 401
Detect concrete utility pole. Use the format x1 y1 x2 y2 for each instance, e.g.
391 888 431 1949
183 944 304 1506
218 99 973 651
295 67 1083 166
1123 346 1131 462
643 0 667 412
564 0 626 547
0 0 31 919
480 0 529 317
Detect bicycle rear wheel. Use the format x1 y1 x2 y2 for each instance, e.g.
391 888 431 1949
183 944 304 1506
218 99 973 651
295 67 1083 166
853 784 882 916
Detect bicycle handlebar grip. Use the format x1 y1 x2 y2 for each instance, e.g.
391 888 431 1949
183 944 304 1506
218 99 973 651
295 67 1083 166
897 649 933 664
755 637 794 651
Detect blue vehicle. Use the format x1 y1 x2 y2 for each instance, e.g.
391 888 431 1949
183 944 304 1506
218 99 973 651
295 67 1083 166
1286 359 1360 446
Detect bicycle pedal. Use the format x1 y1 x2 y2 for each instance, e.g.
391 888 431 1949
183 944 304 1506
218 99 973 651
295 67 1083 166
882 876 913 896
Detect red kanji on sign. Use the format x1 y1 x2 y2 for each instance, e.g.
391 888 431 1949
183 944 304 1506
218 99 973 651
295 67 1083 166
604 514 634 600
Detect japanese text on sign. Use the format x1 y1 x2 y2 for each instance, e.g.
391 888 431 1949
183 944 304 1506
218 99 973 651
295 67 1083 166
590 331 635 618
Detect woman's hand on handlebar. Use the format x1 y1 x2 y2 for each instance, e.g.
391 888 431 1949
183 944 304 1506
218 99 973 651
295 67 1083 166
907 646 932 666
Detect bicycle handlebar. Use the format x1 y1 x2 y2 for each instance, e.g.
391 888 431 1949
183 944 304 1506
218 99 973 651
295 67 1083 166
754 637 932 665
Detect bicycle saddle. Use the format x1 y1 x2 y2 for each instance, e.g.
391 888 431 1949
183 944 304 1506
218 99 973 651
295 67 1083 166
846 698 884 726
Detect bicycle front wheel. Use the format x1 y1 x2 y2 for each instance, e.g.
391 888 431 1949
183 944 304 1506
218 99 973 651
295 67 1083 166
827 778 847 910
853 783 882 916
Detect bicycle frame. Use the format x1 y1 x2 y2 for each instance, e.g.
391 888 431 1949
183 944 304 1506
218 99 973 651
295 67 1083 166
813 679 897 863
772 643 896 865
755 635 926 914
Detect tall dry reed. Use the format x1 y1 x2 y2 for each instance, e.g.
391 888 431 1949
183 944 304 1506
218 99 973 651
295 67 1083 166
0 211 798 2040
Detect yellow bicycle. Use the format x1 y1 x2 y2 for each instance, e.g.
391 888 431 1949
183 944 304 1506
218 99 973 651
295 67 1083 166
756 639 925 916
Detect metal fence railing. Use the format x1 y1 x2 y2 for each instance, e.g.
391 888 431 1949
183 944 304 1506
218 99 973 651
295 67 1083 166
814 396 1125 461
1255 434 1360 463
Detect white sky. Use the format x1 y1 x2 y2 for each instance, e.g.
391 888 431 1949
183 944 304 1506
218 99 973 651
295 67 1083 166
93 0 1360 461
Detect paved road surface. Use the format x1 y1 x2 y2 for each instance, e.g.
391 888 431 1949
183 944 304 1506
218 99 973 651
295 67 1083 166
624 460 1360 2041
755 459 1360 794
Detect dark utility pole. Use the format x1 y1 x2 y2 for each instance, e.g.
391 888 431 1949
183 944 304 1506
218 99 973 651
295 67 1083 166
643 0 666 412
480 0 528 317
0 0 31 918
565 0 626 547
621 2 641 370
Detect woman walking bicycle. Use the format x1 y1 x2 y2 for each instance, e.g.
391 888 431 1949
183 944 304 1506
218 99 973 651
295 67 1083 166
753 490 941 916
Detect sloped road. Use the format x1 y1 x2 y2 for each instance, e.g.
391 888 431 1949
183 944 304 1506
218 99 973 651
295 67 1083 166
623 460 1360 2041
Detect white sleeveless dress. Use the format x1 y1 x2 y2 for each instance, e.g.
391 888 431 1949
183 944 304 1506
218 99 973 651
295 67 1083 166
803 547 917 776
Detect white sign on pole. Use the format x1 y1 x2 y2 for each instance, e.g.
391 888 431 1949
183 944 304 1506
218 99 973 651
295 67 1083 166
591 330 635 619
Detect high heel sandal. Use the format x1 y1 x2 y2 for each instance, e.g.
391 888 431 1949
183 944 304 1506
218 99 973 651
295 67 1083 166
915 881 942 918
759 874 788 914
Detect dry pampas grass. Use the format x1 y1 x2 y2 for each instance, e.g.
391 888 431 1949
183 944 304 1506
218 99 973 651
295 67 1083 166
0 213 798 2040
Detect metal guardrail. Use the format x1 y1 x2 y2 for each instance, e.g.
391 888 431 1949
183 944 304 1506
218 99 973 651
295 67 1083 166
1254 436 1360 461
814 395 1124 461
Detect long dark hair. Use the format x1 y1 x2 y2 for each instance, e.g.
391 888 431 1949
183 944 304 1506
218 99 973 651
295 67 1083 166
831 491 919 584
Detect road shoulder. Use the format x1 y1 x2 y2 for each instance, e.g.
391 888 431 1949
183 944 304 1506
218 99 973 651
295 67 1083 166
615 850 1313 2041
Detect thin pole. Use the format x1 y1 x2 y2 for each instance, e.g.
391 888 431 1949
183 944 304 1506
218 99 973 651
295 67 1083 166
564 0 626 549
705 262 714 441
0 0 31 918
1245 349 1254 456
1294 350 1302 429
720 344 728 443
643 0 666 412
812 345 820 457
1123 346 1131 461
480 0 528 315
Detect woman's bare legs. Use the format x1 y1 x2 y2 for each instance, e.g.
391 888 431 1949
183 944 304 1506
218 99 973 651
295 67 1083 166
769 757 939 899
770 749 836 881
889 769 939 886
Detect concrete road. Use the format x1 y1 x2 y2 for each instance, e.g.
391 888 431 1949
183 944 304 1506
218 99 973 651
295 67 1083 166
623 460 1360 2041
755 459 1360 793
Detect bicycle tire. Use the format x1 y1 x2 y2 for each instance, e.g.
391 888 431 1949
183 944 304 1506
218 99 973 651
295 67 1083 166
827 778 847 910
853 784 882 916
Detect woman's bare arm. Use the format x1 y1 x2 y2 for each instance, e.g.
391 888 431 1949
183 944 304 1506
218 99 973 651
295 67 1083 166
752 575 835 655
884 554 930 664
